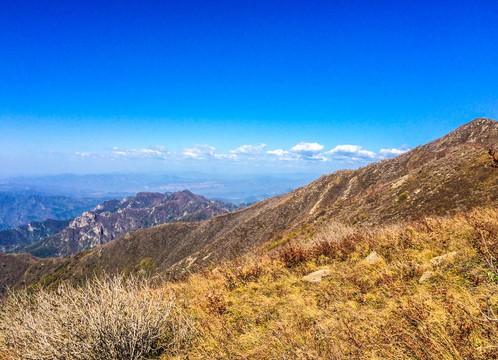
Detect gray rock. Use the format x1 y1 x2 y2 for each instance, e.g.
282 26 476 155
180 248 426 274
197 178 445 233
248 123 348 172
430 251 457 268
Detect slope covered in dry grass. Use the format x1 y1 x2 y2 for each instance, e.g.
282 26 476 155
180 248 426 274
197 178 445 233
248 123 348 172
1 210 498 359
166 207 498 359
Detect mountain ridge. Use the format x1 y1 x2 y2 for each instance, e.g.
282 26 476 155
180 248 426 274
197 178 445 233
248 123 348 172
1 118 496 293
0 193 106 229
0 219 71 253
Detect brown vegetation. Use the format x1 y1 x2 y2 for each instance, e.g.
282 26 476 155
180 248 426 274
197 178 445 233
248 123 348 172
489 146 498 168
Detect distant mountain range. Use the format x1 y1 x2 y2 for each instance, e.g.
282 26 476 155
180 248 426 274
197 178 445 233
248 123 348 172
1 190 243 258
0 219 70 253
0 118 497 293
0 193 106 229
0 173 316 204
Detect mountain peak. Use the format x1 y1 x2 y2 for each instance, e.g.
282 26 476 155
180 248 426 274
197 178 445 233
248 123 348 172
440 117 497 147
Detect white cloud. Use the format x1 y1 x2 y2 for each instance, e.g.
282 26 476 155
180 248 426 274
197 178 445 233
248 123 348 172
325 145 376 161
267 142 327 162
267 149 301 161
79 141 409 166
267 149 287 157
266 149 296 161
230 144 267 155
112 146 169 159
181 145 216 159
74 152 91 157
214 153 238 160
289 142 324 156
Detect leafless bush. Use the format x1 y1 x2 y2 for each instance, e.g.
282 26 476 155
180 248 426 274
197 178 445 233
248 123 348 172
0 274 192 360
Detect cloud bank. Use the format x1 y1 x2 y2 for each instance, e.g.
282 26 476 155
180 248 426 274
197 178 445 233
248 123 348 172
75 142 409 165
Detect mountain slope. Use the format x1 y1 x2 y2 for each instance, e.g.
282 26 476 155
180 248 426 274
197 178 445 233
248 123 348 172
21 190 240 258
1 118 497 292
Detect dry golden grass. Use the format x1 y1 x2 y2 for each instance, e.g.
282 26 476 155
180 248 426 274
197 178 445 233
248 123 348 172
166 208 498 359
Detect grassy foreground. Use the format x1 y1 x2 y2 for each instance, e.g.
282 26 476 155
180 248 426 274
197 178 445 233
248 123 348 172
170 208 498 359
1 208 498 359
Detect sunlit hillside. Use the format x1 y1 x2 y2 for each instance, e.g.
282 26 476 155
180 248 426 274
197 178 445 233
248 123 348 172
2 208 498 359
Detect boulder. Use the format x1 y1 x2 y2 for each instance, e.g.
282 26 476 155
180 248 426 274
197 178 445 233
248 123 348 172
430 251 457 268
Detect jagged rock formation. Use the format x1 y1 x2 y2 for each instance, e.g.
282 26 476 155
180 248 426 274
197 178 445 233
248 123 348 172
20 190 240 258
1 118 497 292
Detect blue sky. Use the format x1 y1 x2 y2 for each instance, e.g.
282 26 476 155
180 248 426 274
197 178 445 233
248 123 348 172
1 0 497 176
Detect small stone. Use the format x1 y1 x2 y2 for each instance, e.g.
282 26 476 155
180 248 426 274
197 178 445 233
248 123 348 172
365 251 383 265
419 270 435 283
303 269 331 282
430 251 457 268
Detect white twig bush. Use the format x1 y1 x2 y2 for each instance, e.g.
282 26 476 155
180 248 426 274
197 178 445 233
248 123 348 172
0 274 189 360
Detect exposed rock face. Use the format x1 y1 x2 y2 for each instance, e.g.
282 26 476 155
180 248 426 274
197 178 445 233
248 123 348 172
1 118 497 291
23 190 240 258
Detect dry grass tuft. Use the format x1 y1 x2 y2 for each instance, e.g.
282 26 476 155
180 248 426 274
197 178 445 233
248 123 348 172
0 274 192 360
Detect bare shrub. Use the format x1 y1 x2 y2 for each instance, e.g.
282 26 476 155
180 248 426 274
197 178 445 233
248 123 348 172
205 292 227 315
279 245 309 267
0 274 191 360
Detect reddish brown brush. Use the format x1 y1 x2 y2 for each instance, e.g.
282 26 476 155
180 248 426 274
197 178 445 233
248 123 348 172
489 147 498 168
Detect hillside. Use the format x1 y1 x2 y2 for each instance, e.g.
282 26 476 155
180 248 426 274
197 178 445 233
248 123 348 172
0 118 496 292
167 207 498 359
14 190 240 258
2 207 497 359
